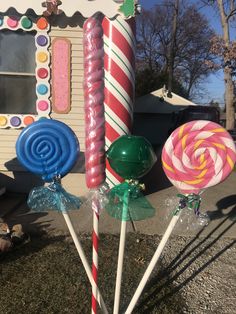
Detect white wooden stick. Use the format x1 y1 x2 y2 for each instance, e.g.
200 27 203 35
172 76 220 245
113 219 127 314
113 190 129 314
125 212 181 314
61 211 108 314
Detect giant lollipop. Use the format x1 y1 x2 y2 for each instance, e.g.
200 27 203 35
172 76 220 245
83 13 108 314
162 120 236 194
106 135 157 314
16 119 79 183
16 119 107 313
125 120 236 314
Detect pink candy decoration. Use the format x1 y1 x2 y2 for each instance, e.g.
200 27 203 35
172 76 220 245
83 16 106 190
37 100 49 111
162 120 236 194
7 17 18 28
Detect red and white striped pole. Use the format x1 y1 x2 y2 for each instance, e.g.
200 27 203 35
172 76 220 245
91 200 100 314
102 16 136 187
102 15 136 314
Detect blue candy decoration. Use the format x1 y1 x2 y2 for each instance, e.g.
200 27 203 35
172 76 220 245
37 84 48 95
16 119 79 182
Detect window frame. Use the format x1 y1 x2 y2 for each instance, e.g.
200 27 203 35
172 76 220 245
0 15 50 128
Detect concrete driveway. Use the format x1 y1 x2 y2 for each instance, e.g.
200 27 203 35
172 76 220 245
1 171 235 239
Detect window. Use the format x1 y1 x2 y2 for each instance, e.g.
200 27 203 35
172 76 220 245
0 30 37 114
0 15 50 128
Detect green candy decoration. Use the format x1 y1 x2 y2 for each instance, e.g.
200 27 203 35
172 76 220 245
21 17 32 29
106 135 157 221
107 135 157 179
119 0 135 18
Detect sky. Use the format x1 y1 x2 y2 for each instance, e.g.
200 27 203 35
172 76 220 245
138 0 233 106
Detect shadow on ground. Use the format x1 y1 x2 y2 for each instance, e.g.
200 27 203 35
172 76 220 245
131 215 236 313
0 191 52 235
206 194 236 221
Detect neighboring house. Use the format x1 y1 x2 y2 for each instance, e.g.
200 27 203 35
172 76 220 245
0 1 136 195
133 87 197 146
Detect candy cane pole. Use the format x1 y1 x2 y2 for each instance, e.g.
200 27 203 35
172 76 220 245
102 16 136 313
102 16 136 188
83 14 106 314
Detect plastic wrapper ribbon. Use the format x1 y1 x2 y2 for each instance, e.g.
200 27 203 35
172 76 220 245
105 180 155 221
173 193 202 216
27 178 81 212
87 183 109 214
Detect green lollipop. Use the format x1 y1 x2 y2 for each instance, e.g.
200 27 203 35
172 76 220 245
106 135 157 221
106 136 157 314
107 135 157 179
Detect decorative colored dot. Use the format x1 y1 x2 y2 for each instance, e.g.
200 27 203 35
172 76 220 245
10 116 21 127
7 17 19 28
36 17 48 30
37 52 48 63
0 18 3 27
0 116 7 126
36 35 48 47
37 68 49 79
37 84 48 95
23 116 34 125
21 17 32 29
38 100 49 111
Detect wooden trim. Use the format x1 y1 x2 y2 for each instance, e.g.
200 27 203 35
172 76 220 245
0 71 35 76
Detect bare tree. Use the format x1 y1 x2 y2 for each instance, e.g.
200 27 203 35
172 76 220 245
217 0 236 129
136 0 216 99
201 0 236 129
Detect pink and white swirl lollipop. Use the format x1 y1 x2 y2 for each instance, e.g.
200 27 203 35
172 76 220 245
162 120 236 194
83 14 107 314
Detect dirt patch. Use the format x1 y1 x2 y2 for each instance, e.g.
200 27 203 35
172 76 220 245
0 232 235 313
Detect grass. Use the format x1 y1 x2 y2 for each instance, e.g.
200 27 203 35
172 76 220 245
0 232 188 314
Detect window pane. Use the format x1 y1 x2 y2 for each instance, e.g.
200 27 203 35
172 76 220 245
0 30 36 73
0 75 37 114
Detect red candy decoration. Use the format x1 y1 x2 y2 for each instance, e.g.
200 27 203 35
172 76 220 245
37 68 48 79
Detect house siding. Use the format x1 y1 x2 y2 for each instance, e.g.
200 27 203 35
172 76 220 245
0 17 88 196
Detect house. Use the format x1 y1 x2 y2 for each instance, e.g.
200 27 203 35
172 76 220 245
133 87 197 146
0 1 137 195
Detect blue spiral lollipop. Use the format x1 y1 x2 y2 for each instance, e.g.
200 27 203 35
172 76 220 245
16 119 79 182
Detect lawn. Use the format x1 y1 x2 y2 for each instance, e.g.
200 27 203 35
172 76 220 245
0 232 235 313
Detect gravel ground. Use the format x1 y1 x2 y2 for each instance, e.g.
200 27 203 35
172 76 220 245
0 231 235 314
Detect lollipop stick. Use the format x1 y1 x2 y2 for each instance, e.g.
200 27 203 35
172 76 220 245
125 212 181 314
113 190 129 314
61 211 108 314
92 201 99 314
